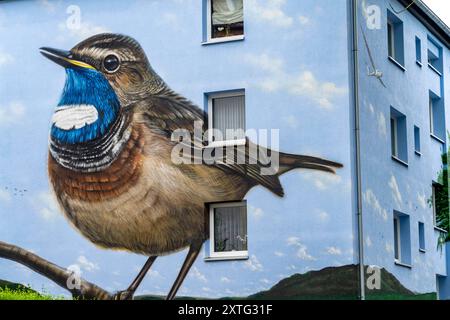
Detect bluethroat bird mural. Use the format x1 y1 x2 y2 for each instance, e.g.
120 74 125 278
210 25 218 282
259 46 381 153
39 33 343 300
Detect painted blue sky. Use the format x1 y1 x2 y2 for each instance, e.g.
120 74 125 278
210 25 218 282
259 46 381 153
0 0 354 298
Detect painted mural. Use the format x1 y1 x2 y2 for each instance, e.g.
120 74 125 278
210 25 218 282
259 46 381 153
0 0 359 300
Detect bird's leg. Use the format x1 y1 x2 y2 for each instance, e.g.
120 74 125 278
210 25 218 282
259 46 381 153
113 255 157 300
166 241 203 300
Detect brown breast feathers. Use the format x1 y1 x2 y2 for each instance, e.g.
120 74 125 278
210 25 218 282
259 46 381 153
48 125 145 202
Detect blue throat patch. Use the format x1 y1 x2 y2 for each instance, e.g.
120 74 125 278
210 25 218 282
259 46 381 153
51 68 120 144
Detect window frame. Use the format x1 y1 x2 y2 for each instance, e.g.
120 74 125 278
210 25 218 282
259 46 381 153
429 95 435 135
391 116 398 158
207 90 246 148
418 222 426 253
414 125 421 155
208 201 249 260
394 215 401 262
415 36 422 66
204 0 245 45
387 21 396 59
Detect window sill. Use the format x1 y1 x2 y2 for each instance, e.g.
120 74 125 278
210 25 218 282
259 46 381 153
202 35 245 46
419 248 426 253
204 255 249 262
416 60 423 67
430 134 445 144
206 139 246 148
428 63 442 76
392 156 409 167
395 261 412 269
434 226 448 233
388 56 406 71
414 150 422 156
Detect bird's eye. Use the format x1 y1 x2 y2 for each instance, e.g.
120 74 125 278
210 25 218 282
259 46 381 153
103 54 120 73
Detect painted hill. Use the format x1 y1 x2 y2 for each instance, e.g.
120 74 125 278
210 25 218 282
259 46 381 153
249 264 416 300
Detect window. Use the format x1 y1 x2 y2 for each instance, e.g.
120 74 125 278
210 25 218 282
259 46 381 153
393 211 411 266
387 10 405 67
428 37 443 74
207 90 245 146
390 107 408 164
393 215 401 261
414 126 421 155
207 202 248 260
205 0 244 43
415 36 422 66
418 222 426 252
432 182 446 228
429 91 445 142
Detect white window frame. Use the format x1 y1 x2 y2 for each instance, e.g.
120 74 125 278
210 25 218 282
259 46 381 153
208 201 248 260
394 215 402 263
418 222 426 252
391 116 398 158
429 96 435 135
432 184 437 226
387 21 396 59
207 90 246 148
204 0 245 45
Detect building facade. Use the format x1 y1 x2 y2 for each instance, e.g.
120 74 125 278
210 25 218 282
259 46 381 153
0 0 448 300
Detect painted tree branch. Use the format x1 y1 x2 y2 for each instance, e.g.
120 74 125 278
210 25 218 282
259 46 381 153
0 241 112 300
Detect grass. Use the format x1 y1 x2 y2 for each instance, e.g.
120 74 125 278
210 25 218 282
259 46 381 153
0 287 65 300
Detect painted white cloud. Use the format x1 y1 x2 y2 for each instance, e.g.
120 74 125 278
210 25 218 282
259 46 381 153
301 170 342 191
0 101 25 126
39 0 58 13
31 191 61 221
288 71 347 109
190 267 207 283
316 210 330 223
244 255 263 272
247 0 294 28
287 237 316 261
220 276 231 283
389 175 403 208
244 53 346 109
76 255 99 272
244 53 284 74
282 115 299 129
417 192 428 210
249 206 264 220
385 242 394 254
0 189 11 203
363 189 388 221
274 251 285 257
0 49 13 67
365 236 372 247
377 112 387 137
298 15 310 25
58 21 109 41
326 246 342 256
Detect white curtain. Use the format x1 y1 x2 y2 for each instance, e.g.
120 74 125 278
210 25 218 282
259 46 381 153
213 95 245 141
214 205 247 252
212 0 244 25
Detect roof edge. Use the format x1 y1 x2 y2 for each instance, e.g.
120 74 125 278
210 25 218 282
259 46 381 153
397 0 450 49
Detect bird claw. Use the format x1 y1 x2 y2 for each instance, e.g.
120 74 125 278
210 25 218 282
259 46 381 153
113 290 134 300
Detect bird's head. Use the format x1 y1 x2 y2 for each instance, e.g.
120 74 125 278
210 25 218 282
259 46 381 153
40 33 162 145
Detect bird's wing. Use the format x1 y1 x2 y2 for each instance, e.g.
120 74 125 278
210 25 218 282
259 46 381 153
136 94 285 196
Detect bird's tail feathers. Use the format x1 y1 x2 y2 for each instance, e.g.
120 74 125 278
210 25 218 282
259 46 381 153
278 152 343 176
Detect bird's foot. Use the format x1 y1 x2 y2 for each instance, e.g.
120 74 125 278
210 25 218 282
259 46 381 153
113 290 134 300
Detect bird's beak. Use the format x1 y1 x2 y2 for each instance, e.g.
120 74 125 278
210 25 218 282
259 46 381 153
39 47 95 70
